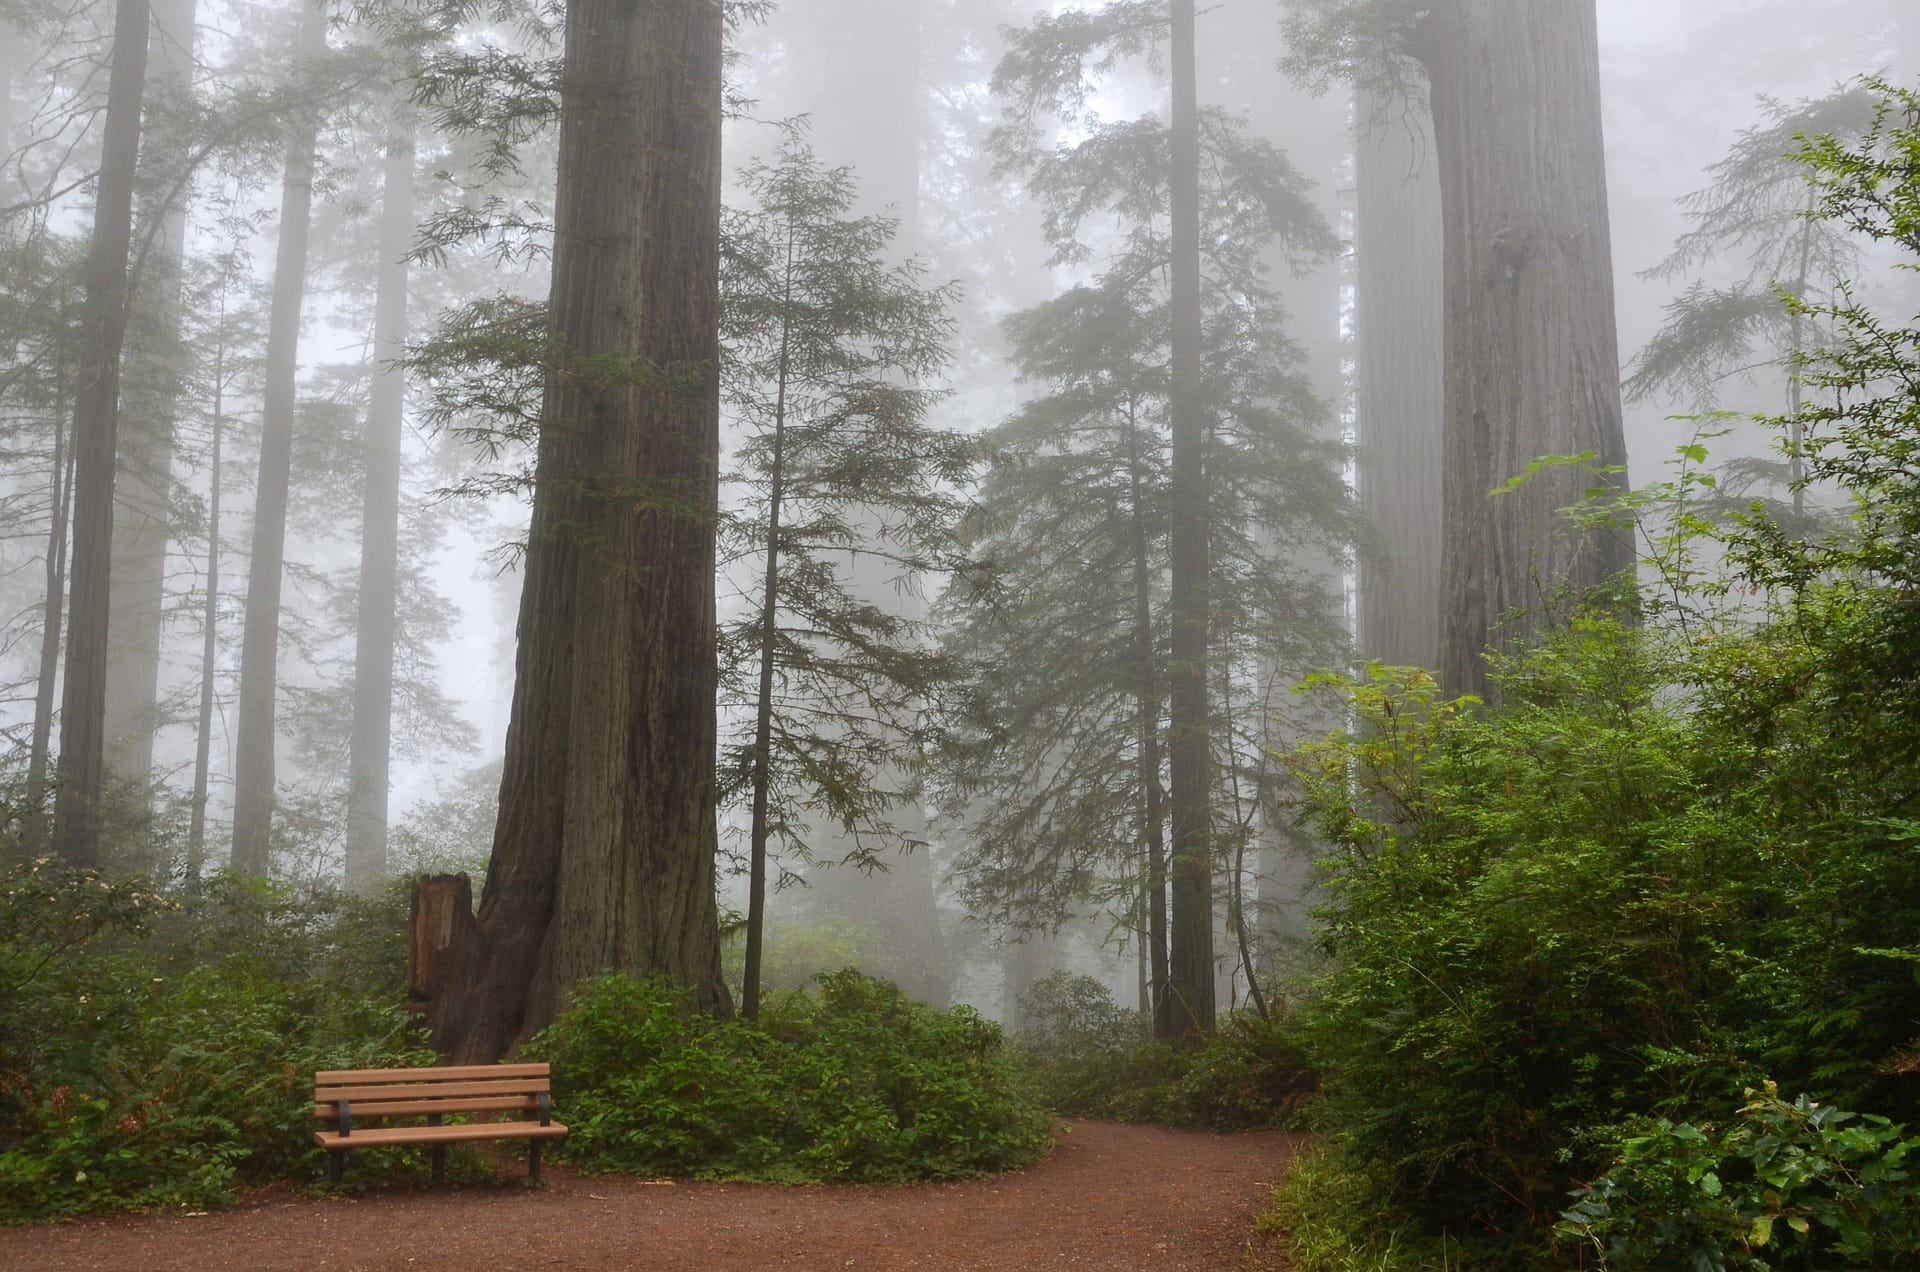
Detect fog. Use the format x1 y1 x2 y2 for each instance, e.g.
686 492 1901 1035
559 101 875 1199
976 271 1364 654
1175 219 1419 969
2 0 1913 1021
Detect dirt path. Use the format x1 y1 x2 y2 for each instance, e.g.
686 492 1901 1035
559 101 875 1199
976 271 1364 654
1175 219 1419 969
0 1122 1301 1271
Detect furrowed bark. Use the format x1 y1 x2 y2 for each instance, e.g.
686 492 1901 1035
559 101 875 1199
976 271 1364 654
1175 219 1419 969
1355 84 1445 673
419 0 731 1062
1416 0 1632 701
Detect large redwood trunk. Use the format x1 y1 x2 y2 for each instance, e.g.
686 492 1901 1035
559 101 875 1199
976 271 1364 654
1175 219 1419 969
1354 84 1445 673
416 0 731 1062
51 0 150 867
1415 1 1632 700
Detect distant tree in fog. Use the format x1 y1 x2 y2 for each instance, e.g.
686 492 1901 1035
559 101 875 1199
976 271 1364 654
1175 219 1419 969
1288 0 1634 701
962 1 1350 1038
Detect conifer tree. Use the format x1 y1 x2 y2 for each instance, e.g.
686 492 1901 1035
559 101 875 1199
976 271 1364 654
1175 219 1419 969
960 6 1350 1036
51 0 151 866
718 138 979 1021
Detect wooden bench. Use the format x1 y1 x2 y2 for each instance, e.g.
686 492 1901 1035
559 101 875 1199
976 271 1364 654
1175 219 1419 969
313 1062 568 1185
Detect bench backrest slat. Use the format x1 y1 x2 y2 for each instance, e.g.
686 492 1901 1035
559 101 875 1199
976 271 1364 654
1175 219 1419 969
315 1077 548 1104
310 1095 540 1120
314 1062 549 1085
312 1063 555 1126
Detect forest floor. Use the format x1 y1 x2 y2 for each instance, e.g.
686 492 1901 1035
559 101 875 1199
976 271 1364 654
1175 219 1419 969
0 1121 1303 1271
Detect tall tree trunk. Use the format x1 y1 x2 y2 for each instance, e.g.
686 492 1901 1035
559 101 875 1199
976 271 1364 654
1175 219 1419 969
0 22 14 194
185 316 223 878
51 0 150 867
102 0 197 810
344 111 415 891
1165 0 1214 1039
1124 396 1169 1033
229 0 327 875
742 223 795 1024
1415 0 1632 701
1355 84 1445 672
414 0 731 1061
28 375 74 820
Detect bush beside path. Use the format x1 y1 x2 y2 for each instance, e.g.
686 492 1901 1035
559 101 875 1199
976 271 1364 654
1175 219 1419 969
0 1121 1303 1271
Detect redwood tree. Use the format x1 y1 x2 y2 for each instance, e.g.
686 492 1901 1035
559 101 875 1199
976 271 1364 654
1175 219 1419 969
414 0 731 1061
229 0 329 875
51 0 150 866
102 0 198 805
1412 1 1632 698
1286 0 1632 697
1165 0 1212 1037
1354 85 1443 671
345 109 416 891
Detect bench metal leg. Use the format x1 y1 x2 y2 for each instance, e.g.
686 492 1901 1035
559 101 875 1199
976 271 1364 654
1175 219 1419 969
431 1144 446 1185
528 1138 542 1185
328 1152 343 1186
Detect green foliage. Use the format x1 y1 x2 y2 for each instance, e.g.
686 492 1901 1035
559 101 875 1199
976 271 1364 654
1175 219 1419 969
717 135 983 884
941 8 1354 942
1258 1144 1468 1272
1010 971 1161 1116
1277 80 1920 1267
527 970 1050 1183
1559 1085 1920 1270
0 865 435 1222
1010 971 1314 1129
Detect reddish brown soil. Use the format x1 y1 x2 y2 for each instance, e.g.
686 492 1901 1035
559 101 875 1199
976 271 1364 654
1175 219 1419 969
0 1122 1302 1271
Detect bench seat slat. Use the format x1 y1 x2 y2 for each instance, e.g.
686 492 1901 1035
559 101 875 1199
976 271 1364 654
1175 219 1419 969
315 1121 569 1151
315 1063 551 1085
315 1078 549 1102
311 1096 539 1120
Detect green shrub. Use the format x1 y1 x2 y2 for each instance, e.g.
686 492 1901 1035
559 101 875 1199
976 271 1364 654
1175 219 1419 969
1558 1084 1920 1270
529 969 1051 1183
0 862 435 1222
1258 1143 1469 1272
1010 970 1315 1128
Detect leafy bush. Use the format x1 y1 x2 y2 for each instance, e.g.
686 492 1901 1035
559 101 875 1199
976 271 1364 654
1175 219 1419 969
1559 1084 1920 1270
529 969 1051 1183
1010 970 1315 1128
0 861 435 1222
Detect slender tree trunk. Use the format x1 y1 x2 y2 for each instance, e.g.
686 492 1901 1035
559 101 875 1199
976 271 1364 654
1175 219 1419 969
185 311 224 877
51 0 150 867
344 111 415 891
229 0 327 875
1165 0 1214 1039
1355 84 1445 672
1124 397 1169 1033
28 374 74 819
0 22 14 194
1785 186 1816 519
1415 0 1632 701
414 0 731 1061
742 225 796 1024
102 0 197 807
